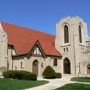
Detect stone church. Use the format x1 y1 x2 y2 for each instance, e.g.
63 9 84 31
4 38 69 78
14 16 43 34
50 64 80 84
0 16 90 77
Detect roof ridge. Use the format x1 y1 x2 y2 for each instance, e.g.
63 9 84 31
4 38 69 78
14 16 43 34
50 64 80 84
1 21 55 37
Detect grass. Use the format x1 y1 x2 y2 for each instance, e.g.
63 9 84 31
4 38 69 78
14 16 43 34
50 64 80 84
71 77 90 82
56 77 90 90
55 83 90 90
0 78 49 90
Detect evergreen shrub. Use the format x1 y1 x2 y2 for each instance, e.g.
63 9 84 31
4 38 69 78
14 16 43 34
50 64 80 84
42 65 56 79
55 72 62 78
3 70 37 81
42 66 62 79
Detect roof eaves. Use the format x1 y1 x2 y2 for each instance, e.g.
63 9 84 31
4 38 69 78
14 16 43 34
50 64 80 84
46 54 62 57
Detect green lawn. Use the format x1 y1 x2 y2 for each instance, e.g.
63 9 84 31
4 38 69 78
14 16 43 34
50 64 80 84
0 78 49 90
56 77 90 90
71 77 90 82
55 83 90 90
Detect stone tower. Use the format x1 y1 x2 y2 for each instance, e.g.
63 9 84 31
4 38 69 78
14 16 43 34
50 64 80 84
55 16 88 76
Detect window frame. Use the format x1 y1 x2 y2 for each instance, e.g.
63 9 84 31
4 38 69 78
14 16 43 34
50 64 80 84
21 62 22 69
54 58 58 66
64 25 69 43
79 25 82 43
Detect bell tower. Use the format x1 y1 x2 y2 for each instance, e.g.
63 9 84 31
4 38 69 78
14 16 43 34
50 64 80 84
55 16 88 76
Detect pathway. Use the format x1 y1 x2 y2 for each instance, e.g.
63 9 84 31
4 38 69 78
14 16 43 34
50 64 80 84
25 76 73 90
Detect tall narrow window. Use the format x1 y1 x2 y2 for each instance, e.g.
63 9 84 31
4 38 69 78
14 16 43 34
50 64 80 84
64 25 69 43
79 25 82 43
54 58 57 66
21 62 22 68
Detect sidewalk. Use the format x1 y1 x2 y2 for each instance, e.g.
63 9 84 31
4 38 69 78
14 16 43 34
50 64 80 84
25 76 73 90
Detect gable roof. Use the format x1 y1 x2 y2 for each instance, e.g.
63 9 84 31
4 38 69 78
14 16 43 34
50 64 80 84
1 21 62 57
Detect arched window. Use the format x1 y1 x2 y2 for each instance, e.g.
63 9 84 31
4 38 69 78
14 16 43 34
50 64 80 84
79 25 82 43
54 58 57 66
64 25 69 43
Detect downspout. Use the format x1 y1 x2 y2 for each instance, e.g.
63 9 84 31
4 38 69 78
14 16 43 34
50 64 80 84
73 33 76 76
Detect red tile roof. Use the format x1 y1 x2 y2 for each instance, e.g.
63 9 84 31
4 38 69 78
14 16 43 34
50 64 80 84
1 22 62 57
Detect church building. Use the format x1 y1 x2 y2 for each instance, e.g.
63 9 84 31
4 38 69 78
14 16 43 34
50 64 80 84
0 16 90 77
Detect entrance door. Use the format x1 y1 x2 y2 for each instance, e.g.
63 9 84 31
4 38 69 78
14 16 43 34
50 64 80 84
64 58 71 74
87 64 90 74
32 60 38 75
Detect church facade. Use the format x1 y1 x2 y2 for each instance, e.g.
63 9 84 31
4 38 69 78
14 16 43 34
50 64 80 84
0 16 90 77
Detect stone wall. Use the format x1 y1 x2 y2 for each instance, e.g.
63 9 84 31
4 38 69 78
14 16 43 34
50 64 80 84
0 23 7 75
55 16 89 76
8 46 62 77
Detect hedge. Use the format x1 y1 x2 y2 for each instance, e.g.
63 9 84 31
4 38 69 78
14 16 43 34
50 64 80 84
55 72 62 78
42 65 62 79
3 70 37 81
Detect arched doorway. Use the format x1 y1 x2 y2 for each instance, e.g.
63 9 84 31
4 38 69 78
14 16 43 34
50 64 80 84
32 60 38 76
87 64 90 74
63 58 71 74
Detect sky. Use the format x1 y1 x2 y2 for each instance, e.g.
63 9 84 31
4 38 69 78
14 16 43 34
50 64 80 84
0 0 90 36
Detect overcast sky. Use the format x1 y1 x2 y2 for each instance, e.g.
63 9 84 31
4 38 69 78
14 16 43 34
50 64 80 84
0 0 90 36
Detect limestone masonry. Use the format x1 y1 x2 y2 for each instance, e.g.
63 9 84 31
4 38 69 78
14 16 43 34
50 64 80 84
0 16 90 77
